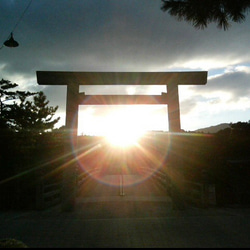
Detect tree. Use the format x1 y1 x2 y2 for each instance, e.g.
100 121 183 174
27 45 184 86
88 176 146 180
161 0 250 30
0 80 62 209
0 79 35 130
8 91 60 134
0 79 61 179
0 79 60 134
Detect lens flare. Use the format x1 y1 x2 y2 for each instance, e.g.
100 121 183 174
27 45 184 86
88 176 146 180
75 132 171 187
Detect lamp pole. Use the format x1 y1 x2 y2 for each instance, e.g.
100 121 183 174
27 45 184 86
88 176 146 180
120 164 125 196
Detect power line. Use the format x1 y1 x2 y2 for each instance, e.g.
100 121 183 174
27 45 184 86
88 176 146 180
11 0 33 34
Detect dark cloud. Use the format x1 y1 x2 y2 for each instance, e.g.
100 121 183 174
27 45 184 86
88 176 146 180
192 70 250 101
2 0 250 76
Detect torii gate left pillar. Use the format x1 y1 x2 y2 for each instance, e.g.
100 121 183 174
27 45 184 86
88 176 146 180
61 83 79 211
36 71 207 211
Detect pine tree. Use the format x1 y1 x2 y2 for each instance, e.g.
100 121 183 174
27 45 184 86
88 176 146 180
0 79 60 134
161 0 250 30
8 91 60 134
0 79 35 130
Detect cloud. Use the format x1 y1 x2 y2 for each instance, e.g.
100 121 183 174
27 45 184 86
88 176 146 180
2 0 250 76
1 0 250 132
193 66 250 99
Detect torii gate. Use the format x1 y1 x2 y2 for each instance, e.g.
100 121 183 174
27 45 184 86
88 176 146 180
36 71 207 211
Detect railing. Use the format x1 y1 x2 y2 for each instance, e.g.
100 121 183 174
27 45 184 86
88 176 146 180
36 167 101 210
184 181 216 208
36 178 62 210
140 166 216 208
36 165 216 210
140 166 170 191
78 168 100 187
184 181 206 207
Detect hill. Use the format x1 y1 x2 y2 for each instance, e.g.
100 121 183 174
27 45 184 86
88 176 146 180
193 123 230 133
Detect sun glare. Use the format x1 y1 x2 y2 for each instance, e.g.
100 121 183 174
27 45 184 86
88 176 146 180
78 105 168 142
105 128 143 147
102 109 147 147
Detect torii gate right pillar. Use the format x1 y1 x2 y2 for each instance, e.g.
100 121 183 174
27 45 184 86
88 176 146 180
167 83 185 209
167 83 181 133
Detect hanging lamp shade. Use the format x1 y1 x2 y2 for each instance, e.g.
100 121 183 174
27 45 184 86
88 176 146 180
4 33 19 48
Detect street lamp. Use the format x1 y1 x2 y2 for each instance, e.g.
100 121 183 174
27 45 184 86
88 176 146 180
4 33 19 48
1 0 33 50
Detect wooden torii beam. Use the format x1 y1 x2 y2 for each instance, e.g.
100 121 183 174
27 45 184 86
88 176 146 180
36 71 207 211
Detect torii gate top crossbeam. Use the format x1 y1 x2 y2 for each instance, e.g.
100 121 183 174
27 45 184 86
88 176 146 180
36 71 207 85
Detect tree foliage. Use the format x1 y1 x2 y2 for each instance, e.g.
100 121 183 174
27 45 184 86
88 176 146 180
161 0 250 30
0 79 60 134
0 79 35 130
8 91 60 134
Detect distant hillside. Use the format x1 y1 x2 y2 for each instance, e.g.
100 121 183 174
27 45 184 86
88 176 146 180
193 123 231 133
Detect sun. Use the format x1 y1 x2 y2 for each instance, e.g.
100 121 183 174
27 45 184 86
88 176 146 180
102 109 147 147
105 127 143 147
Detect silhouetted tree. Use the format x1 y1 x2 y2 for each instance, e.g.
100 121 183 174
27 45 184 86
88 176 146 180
161 0 250 30
0 79 60 134
7 91 60 134
0 80 60 174
0 79 35 130
0 80 62 209
212 121 250 205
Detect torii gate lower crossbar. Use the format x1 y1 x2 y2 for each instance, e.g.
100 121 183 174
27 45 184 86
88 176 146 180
36 71 207 211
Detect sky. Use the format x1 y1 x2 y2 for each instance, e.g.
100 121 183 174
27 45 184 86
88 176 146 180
0 0 250 136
